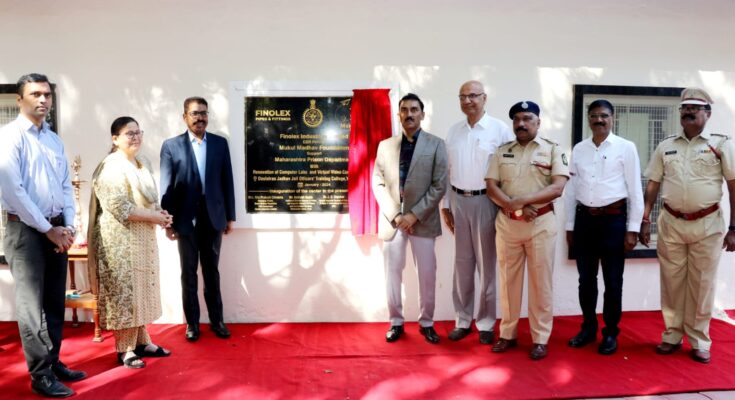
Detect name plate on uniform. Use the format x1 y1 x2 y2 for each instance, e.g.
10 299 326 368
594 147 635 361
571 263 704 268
245 96 351 213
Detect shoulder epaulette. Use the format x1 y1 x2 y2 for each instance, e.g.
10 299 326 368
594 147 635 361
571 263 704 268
539 137 559 146
707 134 729 160
500 140 515 147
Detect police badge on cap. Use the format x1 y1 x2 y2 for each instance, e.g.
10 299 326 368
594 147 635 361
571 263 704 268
509 101 541 119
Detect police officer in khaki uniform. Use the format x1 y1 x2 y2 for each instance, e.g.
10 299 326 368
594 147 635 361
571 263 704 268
641 87 735 364
486 101 569 360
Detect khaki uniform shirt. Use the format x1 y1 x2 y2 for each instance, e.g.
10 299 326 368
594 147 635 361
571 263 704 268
486 135 570 207
645 131 735 213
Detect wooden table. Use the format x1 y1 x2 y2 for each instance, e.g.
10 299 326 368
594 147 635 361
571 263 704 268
65 247 103 342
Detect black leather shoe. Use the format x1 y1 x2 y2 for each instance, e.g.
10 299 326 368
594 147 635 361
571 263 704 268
186 324 200 342
491 338 518 353
419 326 440 344
385 325 404 342
529 344 548 360
31 375 74 398
655 341 682 355
52 361 87 382
568 330 596 348
210 321 231 339
691 349 711 364
479 330 495 345
598 336 617 355
448 327 472 341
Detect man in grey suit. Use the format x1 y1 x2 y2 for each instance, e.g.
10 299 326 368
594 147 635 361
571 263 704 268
372 93 448 344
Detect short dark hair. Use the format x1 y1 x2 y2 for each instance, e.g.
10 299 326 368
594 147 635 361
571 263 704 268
111 116 138 136
109 116 138 153
587 99 615 115
399 93 424 111
184 97 208 113
17 73 50 97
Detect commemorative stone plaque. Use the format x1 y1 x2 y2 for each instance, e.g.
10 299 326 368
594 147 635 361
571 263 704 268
246 96 351 213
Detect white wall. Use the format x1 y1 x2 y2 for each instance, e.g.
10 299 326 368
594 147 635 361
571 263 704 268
1 0 734 323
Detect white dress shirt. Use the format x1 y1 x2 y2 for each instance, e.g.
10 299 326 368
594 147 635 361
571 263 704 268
188 130 207 194
0 114 74 232
564 132 644 232
445 112 513 207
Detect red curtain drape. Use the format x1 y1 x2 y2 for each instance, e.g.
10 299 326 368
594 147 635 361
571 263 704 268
348 89 392 236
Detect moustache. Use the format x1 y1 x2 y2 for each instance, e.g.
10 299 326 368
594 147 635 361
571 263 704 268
594 122 606 126
404 117 414 122
514 127 528 133
682 114 696 120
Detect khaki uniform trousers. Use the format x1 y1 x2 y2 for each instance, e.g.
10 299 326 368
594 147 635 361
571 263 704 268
495 211 556 344
657 208 725 351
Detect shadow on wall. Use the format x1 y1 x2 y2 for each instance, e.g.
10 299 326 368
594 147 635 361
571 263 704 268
227 213 382 323
0 265 15 320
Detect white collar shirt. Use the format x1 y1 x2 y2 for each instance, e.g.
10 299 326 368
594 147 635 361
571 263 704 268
564 132 644 232
445 112 513 206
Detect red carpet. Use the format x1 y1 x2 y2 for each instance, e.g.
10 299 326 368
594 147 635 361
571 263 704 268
1 311 734 399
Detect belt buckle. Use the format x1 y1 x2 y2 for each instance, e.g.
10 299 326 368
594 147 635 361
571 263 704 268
463 191 472 197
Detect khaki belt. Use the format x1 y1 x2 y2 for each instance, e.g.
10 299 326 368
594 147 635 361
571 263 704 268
7 213 65 227
663 203 719 221
578 199 626 216
451 185 486 197
504 203 554 221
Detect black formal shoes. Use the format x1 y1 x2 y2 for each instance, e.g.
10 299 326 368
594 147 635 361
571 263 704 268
186 324 200 342
385 325 404 342
568 330 596 348
210 321 231 339
31 375 74 398
491 338 518 353
691 349 711 364
479 330 495 345
419 326 440 344
52 362 87 382
529 344 548 360
598 336 617 355
448 327 472 341
655 341 682 355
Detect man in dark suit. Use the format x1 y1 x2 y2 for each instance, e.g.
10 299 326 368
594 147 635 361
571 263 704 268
160 97 236 341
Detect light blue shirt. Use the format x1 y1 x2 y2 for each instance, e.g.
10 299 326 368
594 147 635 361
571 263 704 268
0 114 74 232
188 130 207 194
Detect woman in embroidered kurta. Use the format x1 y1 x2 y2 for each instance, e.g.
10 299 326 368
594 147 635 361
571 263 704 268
88 116 173 368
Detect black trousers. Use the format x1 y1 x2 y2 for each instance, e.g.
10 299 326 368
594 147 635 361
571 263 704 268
178 202 224 326
573 206 627 337
4 220 67 378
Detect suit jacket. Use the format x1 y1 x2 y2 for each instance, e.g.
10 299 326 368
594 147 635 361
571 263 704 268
372 130 448 240
160 131 236 235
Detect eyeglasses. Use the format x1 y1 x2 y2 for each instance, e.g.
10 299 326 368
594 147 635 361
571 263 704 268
679 105 706 113
458 93 485 101
588 113 611 119
122 130 144 139
188 111 209 117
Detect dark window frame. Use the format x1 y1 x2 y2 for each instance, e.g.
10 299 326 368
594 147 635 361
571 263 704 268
570 84 683 259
